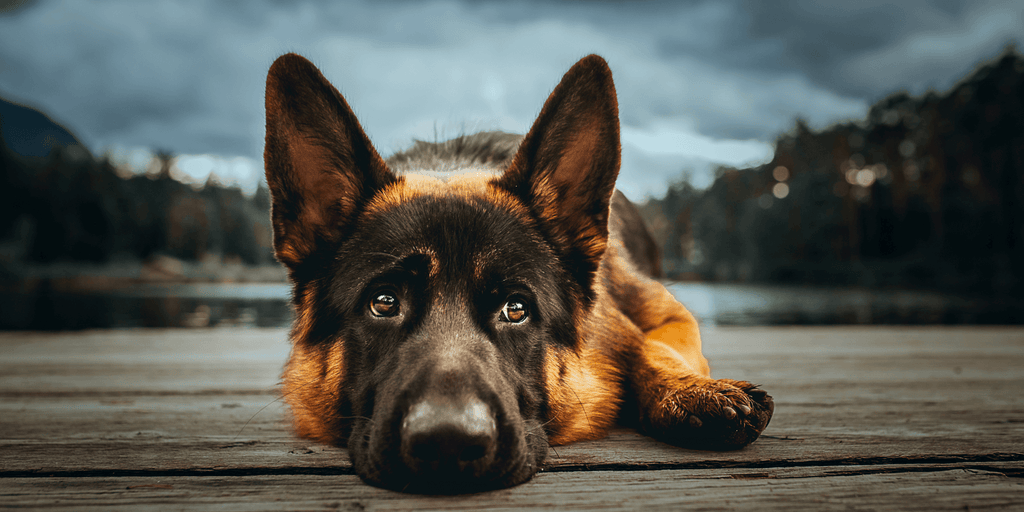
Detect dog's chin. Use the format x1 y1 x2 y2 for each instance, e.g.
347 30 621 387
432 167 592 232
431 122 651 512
349 418 548 494
356 464 539 495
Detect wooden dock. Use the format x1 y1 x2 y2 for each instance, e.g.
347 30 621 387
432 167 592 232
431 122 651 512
2 327 1022 510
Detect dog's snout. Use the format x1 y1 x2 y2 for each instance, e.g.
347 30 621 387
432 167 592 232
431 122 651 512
401 395 497 467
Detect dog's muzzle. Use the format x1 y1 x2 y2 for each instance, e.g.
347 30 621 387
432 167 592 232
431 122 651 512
400 392 498 474
356 322 544 492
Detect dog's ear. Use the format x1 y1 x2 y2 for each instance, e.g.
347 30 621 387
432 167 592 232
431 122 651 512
496 55 620 297
264 53 395 273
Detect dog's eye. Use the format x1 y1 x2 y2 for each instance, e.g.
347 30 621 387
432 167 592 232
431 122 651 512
369 293 400 317
500 299 529 323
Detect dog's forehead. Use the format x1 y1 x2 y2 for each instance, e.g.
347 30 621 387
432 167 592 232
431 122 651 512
401 168 496 194
365 166 523 219
373 167 498 205
347 171 541 279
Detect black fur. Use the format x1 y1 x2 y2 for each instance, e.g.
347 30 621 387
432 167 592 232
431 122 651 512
328 193 566 491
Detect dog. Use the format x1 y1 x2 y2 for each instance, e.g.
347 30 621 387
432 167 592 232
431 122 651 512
263 53 773 493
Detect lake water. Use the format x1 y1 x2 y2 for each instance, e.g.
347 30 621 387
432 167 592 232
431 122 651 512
666 283 1021 325
0 281 1019 330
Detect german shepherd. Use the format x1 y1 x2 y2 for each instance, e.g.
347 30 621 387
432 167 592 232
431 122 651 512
263 53 773 493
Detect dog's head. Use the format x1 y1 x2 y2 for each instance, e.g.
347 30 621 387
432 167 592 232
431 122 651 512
264 54 620 492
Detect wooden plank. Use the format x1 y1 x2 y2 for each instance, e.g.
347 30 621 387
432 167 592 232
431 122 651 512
2 327 1021 391
2 327 1021 393
1 327 1022 474
1 325 1022 512
0 394 340 474
2 392 1022 474
0 329 289 393
1 466 1022 511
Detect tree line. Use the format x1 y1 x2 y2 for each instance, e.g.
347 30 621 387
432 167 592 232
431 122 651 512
0 144 275 268
639 49 1024 295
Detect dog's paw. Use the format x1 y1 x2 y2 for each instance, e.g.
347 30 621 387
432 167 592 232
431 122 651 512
642 378 774 450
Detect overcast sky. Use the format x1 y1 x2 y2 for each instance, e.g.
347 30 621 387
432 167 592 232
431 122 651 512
0 0 1021 199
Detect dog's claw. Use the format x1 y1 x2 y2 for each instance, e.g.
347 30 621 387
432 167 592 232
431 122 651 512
646 378 774 451
747 387 768 400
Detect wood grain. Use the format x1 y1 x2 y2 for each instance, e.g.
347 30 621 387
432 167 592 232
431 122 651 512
2 466 1022 511
1 326 1022 509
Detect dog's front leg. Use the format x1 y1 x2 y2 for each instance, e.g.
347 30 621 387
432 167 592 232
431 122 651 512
628 317 774 450
604 245 774 449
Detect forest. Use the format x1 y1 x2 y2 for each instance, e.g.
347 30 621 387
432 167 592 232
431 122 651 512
640 49 1024 295
0 142 275 270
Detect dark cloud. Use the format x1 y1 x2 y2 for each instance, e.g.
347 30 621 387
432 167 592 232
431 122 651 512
0 0 1017 197
0 0 862 153
0 1 267 155
742 0 1023 98
0 0 35 15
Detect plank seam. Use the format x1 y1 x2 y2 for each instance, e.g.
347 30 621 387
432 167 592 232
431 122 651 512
3 454 1021 479
0 390 278 397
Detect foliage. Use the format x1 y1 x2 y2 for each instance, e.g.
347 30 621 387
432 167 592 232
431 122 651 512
641 49 1024 295
0 141 274 267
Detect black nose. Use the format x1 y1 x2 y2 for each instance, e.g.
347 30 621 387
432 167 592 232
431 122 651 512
401 395 497 469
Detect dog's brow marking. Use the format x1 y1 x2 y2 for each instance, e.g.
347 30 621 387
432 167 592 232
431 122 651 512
427 251 439 278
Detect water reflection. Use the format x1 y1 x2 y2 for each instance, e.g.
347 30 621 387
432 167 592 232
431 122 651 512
0 281 1019 330
668 283 1022 326
0 282 292 330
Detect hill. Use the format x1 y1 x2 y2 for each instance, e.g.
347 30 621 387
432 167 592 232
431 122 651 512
0 96 91 159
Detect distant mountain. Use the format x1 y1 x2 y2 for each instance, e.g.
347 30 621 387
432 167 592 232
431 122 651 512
0 95 91 158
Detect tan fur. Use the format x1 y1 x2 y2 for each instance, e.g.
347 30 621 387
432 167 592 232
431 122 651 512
543 344 622 445
264 53 773 491
282 337 346 445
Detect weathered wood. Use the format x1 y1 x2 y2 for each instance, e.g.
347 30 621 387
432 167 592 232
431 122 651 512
2 327 1021 391
3 327 1022 393
1 466 1022 511
1 327 1022 509
0 330 288 393
2 393 1022 474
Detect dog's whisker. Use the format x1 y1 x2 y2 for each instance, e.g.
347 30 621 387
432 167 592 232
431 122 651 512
234 380 372 441
362 251 401 262
567 385 597 437
334 415 372 421
233 380 315 441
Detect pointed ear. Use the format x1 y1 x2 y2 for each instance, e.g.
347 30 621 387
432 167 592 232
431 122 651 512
264 53 396 274
496 55 621 297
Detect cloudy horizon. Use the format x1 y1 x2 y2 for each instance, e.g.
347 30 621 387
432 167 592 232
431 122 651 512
1 0 1021 199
